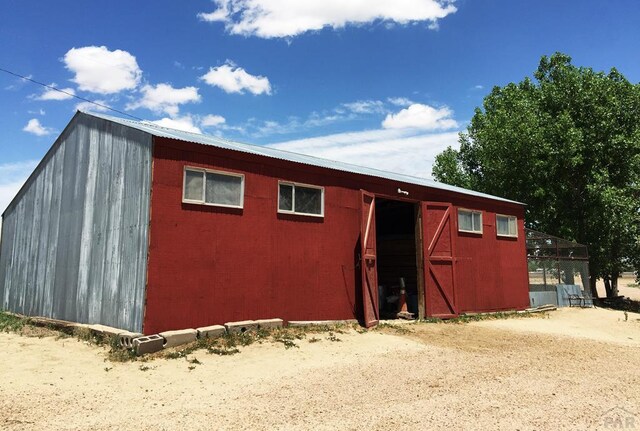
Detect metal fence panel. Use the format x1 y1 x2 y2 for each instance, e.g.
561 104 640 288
526 230 591 308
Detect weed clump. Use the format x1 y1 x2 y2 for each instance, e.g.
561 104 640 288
327 332 342 342
0 311 27 333
107 337 137 362
208 346 240 356
2 311 362 363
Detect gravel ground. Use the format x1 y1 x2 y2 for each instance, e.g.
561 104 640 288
1 308 639 431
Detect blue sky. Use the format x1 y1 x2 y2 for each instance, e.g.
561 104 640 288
1 0 639 212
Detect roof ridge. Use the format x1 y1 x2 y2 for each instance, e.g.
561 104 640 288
78 110 523 205
83 110 435 182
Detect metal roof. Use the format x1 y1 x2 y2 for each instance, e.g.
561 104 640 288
84 111 523 205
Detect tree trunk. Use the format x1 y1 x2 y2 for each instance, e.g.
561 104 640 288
611 272 620 297
604 275 612 298
589 275 599 299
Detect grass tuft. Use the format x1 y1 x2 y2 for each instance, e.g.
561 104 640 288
327 332 342 342
208 346 240 356
0 311 27 333
374 323 414 334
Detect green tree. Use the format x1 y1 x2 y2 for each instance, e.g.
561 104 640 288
432 147 470 189
432 53 640 297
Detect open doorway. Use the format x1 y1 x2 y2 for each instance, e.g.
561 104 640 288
375 198 421 320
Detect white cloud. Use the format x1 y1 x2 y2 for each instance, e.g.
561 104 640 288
5 74 33 91
22 119 54 136
248 111 351 137
75 100 110 113
36 85 76 101
382 103 458 130
63 46 142 94
343 100 386 114
268 128 459 178
200 61 271 95
474 84 484 90
146 116 202 134
256 119 298 136
244 98 388 138
198 2 230 22
201 114 226 127
0 160 38 214
387 97 414 107
126 84 201 116
304 112 348 128
198 0 457 38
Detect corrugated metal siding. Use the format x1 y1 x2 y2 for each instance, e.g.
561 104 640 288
529 291 558 307
83 111 522 205
0 113 152 332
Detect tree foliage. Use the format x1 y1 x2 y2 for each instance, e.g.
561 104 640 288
432 147 471 189
432 53 640 296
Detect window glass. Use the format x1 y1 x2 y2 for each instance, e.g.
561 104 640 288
458 209 482 233
278 184 293 211
206 172 242 206
278 182 323 216
458 211 473 231
184 170 204 201
497 215 510 235
497 215 517 237
473 212 481 231
295 186 322 215
183 168 243 207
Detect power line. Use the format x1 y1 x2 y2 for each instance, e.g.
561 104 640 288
0 66 143 121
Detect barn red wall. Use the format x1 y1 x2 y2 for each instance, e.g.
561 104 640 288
143 137 529 333
450 202 530 313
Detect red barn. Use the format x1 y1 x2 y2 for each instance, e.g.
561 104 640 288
0 112 530 334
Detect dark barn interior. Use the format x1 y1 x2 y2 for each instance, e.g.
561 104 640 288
375 198 420 319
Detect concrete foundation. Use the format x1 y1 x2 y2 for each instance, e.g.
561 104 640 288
159 329 197 348
133 334 164 355
224 320 259 334
287 319 357 327
118 331 144 348
255 318 284 329
196 325 226 338
88 324 125 337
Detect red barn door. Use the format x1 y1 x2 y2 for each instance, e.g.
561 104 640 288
422 202 458 318
361 191 379 327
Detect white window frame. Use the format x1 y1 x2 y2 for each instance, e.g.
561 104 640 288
182 166 245 209
496 214 518 238
277 181 325 217
457 208 483 234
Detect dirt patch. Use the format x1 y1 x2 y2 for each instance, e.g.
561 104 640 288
596 275 640 301
473 307 640 346
1 309 639 430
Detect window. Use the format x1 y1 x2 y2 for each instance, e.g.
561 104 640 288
278 182 324 216
458 209 482 234
496 214 518 237
182 167 244 208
